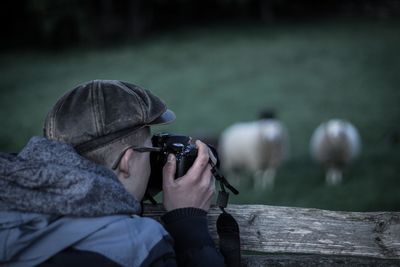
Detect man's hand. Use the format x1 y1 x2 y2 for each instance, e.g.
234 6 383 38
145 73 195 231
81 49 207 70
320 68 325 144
162 140 215 212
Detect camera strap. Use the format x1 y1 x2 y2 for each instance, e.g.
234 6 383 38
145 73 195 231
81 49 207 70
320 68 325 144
210 163 241 267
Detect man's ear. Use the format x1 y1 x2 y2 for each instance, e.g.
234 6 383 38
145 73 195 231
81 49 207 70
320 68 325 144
118 148 134 178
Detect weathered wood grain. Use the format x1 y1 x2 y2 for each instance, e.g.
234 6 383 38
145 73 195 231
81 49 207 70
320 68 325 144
241 254 400 266
143 204 400 262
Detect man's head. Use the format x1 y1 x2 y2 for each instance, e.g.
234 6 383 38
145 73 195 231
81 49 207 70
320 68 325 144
43 80 175 200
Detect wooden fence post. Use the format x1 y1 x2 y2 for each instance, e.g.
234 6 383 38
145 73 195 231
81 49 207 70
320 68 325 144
143 204 400 266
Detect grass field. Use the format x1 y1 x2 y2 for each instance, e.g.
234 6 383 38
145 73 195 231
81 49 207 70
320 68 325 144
1 19 399 212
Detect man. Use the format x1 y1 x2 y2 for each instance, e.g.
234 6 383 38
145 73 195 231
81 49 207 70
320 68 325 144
0 80 224 266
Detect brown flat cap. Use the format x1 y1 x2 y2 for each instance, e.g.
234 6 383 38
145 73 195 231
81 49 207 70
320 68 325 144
44 80 175 153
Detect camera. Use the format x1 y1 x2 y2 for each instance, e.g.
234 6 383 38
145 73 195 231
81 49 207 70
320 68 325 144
144 132 238 204
152 133 199 178
145 133 217 197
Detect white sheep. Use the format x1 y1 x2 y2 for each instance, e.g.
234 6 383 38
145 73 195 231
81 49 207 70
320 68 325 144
218 118 289 189
310 119 361 185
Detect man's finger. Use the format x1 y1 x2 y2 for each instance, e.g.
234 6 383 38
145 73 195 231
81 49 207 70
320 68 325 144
199 164 214 189
185 140 210 180
162 154 176 187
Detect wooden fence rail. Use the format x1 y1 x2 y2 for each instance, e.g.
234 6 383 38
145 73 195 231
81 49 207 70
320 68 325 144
143 204 400 266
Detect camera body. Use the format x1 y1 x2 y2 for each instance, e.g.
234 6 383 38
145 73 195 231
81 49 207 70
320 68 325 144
146 133 200 197
145 132 238 203
152 133 198 178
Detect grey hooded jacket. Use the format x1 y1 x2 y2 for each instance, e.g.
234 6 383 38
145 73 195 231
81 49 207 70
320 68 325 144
0 137 174 267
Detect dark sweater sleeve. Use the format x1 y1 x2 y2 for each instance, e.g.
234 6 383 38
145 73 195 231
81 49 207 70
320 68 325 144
160 208 225 267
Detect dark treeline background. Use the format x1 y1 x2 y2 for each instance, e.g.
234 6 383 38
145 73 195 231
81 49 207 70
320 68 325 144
2 0 400 49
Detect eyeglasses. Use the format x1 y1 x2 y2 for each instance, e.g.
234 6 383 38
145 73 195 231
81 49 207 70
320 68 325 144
111 145 162 170
131 146 162 153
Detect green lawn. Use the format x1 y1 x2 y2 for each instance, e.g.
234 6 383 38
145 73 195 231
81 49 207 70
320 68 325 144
1 19 399 212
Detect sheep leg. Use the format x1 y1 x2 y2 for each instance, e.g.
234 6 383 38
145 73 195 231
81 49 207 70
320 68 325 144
262 168 276 189
253 170 263 190
254 169 275 190
326 168 342 185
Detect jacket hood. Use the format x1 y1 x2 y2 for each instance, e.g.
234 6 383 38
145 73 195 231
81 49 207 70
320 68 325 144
0 136 140 217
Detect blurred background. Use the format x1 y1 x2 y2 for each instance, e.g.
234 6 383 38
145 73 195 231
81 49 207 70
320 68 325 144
1 0 399 212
